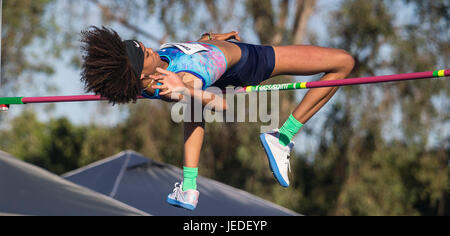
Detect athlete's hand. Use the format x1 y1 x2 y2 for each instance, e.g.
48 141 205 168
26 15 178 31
212 31 241 42
150 68 188 100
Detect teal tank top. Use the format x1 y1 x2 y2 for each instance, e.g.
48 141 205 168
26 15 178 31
156 42 228 89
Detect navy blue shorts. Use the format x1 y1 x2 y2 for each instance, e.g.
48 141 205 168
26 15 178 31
212 42 275 89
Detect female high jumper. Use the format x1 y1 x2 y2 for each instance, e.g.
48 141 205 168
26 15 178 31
80 26 355 211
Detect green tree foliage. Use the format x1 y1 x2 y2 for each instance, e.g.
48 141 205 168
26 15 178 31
0 110 46 164
0 110 84 174
292 0 450 215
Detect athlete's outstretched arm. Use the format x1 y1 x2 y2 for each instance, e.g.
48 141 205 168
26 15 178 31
150 68 228 111
197 31 241 42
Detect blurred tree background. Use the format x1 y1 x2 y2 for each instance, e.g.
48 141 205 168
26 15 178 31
0 0 449 215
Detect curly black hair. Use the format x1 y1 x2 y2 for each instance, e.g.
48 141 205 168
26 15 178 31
80 26 142 104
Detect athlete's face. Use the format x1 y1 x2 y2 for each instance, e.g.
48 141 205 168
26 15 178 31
139 42 160 79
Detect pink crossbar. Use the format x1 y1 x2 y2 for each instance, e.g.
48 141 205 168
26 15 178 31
21 95 145 104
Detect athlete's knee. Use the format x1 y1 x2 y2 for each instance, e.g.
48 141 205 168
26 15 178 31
335 49 355 76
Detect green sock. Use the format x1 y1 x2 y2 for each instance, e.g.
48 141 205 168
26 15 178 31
279 114 303 146
182 166 198 191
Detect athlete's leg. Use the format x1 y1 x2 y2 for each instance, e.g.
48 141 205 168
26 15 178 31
182 78 204 191
271 45 355 124
260 45 354 187
184 121 205 168
167 111 203 210
166 119 203 211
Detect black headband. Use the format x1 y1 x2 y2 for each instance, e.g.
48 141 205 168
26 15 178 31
124 40 144 78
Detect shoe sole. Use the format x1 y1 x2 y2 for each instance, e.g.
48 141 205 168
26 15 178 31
167 196 196 211
259 134 289 188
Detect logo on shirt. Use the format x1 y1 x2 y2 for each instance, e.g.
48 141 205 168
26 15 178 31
159 43 208 55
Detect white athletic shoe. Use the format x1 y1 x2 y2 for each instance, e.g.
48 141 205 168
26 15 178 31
167 182 199 211
259 129 294 187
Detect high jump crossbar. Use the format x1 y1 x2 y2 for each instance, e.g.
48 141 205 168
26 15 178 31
0 69 448 111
